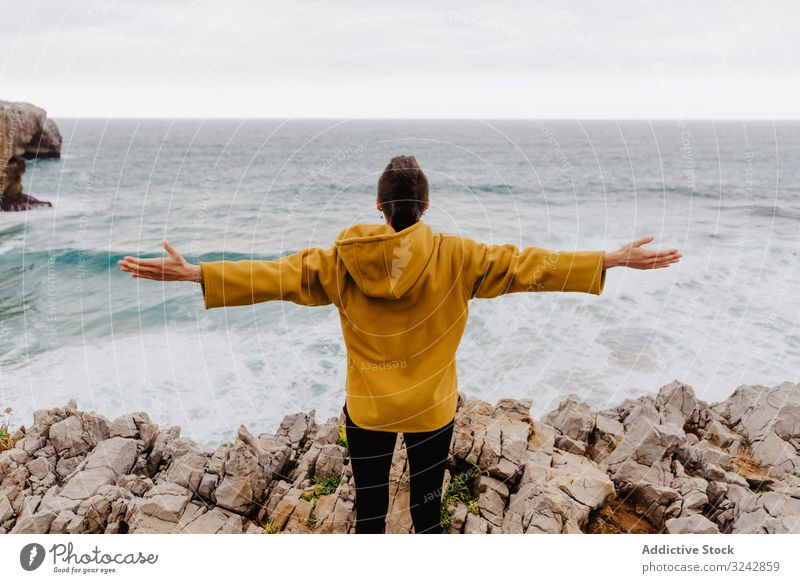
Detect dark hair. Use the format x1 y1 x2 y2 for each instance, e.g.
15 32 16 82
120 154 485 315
377 155 429 231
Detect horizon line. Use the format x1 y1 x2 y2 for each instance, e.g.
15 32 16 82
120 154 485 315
49 116 800 122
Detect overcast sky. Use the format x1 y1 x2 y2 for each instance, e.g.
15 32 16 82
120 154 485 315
2 0 799 118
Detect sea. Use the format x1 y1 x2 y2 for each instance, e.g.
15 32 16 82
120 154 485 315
1 119 798 448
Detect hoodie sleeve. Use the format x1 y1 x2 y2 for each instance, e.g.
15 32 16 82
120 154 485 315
459 237 607 299
198 246 339 309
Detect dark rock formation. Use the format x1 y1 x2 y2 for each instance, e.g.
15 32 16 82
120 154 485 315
0 100 61 212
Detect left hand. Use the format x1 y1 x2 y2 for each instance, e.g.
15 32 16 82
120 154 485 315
118 240 202 283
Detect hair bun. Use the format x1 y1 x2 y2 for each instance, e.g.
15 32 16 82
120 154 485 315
377 155 430 231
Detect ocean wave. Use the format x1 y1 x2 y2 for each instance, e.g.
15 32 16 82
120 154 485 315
0 222 27 238
714 204 800 221
635 184 721 199
468 184 515 194
0 247 278 273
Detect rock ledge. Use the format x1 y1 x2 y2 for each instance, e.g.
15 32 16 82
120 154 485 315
2 379 799 534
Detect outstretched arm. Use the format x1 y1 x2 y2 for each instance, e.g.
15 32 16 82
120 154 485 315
461 234 681 299
118 241 339 308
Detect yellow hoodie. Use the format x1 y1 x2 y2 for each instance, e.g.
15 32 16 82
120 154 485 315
198 221 606 433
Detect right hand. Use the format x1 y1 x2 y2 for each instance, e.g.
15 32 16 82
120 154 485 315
604 235 682 269
118 240 203 283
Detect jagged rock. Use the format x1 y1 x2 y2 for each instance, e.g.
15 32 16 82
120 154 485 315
554 434 586 455
0 493 14 523
55 456 83 481
541 393 596 445
197 472 218 501
527 420 555 455
147 426 180 475
177 502 243 534
589 413 625 461
332 497 355 533
450 399 531 480
49 416 92 457
245 522 266 534
47 411 110 459
309 419 341 447
16 435 45 457
2 447 28 466
463 511 489 533
283 498 315 533
85 437 138 477
615 395 660 432
604 417 685 487
160 448 208 493
729 487 800 533
666 514 719 534
475 475 508 526
314 443 345 479
451 399 494 462
548 449 615 508
206 442 229 476
26 456 51 479
255 434 292 479
0 100 60 212
679 440 733 471
750 432 800 479
116 474 153 497
32 403 71 430
18 493 42 517
712 382 800 478
700 418 742 455
41 118 62 157
277 411 317 449
263 480 292 520
655 380 701 429
138 482 192 522
162 436 204 464
510 482 588 533
495 398 533 424
58 467 117 504
69 485 126 533
37 437 137 517
715 384 772 440
3 383 798 535
109 412 159 449
627 482 682 528
518 449 552 488
310 493 338 534
50 510 77 534
270 488 302 530
449 501 469 533
290 442 322 485
1 467 28 512
672 476 709 516
214 425 272 513
496 414 531 467
9 510 58 533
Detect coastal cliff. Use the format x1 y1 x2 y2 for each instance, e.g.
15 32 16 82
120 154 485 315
1 379 798 534
0 100 61 211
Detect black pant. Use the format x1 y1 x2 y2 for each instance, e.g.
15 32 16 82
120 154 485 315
343 403 455 534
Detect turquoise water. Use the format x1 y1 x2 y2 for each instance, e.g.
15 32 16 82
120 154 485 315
2 119 798 447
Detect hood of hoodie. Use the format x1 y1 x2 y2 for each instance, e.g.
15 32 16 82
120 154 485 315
335 221 435 299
